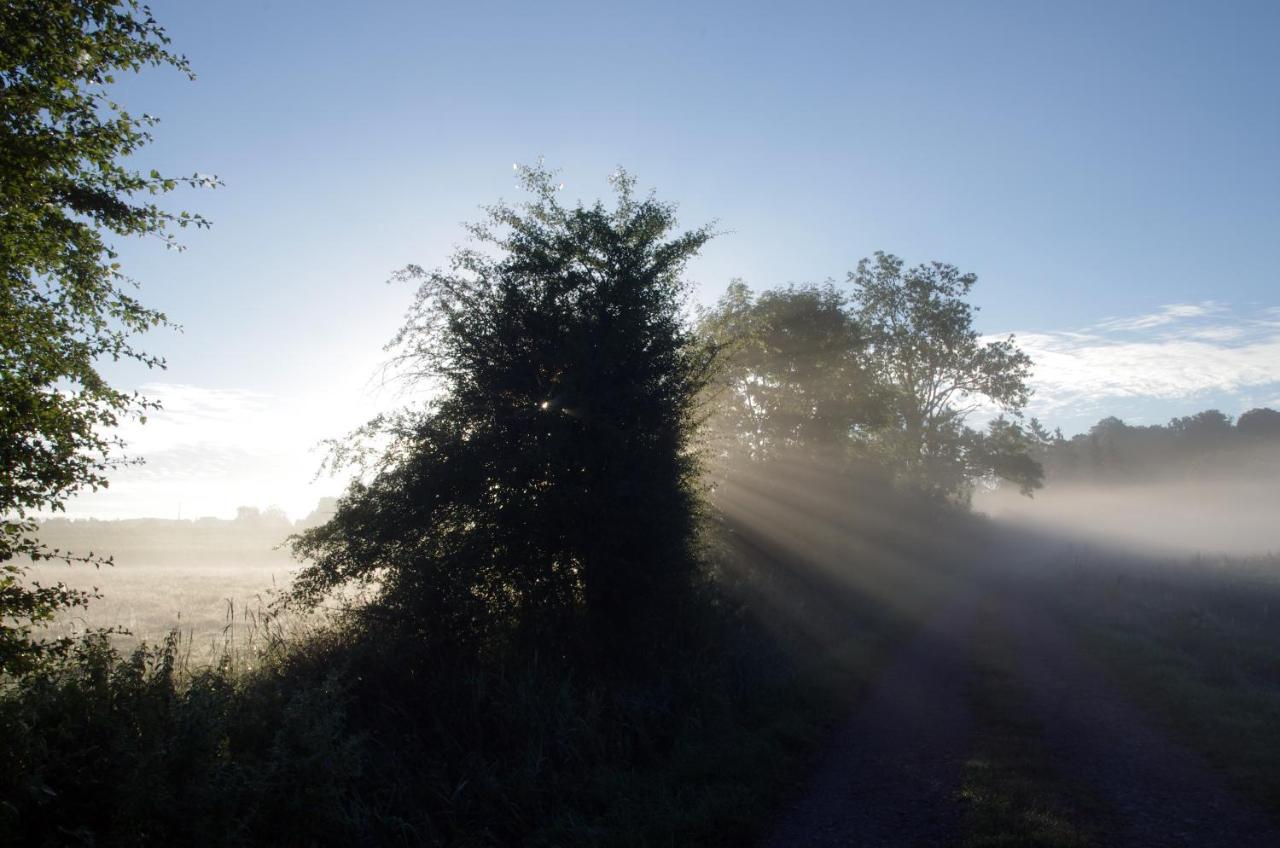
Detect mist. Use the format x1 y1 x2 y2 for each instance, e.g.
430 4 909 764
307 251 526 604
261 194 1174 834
975 410 1280 557
977 457 1280 558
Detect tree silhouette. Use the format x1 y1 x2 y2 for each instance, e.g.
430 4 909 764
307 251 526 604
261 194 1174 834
291 165 716 662
699 258 1040 501
971 416 1044 495
848 253 1038 500
1239 407 1280 439
1169 409 1234 446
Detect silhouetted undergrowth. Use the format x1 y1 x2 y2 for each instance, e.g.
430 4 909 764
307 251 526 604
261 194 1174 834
2 494 974 847
0 598 814 845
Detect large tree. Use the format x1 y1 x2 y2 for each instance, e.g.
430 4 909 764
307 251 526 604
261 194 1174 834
291 165 716 662
698 258 1041 500
1238 407 1280 439
0 1 212 674
698 280 885 466
848 252 1039 500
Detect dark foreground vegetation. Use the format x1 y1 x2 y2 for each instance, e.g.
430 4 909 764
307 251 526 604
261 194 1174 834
1 499 989 846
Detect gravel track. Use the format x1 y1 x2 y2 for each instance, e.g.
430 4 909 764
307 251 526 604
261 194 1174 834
763 586 980 847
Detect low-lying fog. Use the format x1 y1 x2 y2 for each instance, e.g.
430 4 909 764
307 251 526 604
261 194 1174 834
977 475 1280 558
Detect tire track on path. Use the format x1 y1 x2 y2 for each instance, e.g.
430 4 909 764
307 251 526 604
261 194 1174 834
763 585 980 847
1003 586 1280 847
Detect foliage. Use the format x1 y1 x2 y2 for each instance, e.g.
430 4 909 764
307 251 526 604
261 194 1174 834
698 280 885 468
0 0 214 674
1238 407 1280 439
0 628 368 846
968 416 1044 496
291 164 717 662
0 591 860 847
848 252 1037 500
699 255 1040 501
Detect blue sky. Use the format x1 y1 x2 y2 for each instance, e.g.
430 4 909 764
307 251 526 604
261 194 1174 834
78 0 1280 518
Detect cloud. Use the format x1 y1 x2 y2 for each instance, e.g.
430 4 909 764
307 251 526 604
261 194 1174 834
1000 303 1280 421
112 384 274 455
1094 301 1224 331
65 383 389 520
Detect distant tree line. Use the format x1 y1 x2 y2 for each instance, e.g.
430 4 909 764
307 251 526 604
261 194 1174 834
1021 407 1280 485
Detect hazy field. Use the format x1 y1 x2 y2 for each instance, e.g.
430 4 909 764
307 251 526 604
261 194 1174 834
31 472 1280 663
27 553 301 659
975 479 1280 558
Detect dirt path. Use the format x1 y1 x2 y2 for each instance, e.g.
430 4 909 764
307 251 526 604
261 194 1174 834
764 564 1280 846
1003 589 1280 847
763 586 980 847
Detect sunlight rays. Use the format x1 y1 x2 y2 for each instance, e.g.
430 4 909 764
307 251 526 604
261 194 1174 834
708 454 976 643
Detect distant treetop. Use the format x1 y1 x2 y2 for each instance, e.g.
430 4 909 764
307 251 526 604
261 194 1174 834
1028 407 1280 485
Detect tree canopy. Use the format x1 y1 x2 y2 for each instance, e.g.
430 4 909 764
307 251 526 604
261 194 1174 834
0 0 212 674
1239 407 1280 439
291 165 716 662
847 252 1037 498
699 254 1041 502
698 280 885 467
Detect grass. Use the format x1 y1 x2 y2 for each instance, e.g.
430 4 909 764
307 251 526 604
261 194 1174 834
960 599 1110 847
24 555 300 659
1048 553 1280 818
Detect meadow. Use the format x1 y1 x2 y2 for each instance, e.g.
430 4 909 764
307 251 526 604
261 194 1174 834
1052 550 1280 814
26 548 300 660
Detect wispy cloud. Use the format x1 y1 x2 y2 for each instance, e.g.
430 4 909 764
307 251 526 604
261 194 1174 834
1001 302 1280 423
1093 301 1224 332
67 383 387 520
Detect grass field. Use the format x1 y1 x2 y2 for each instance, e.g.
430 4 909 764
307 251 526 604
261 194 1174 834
1042 551 1280 819
25 553 301 659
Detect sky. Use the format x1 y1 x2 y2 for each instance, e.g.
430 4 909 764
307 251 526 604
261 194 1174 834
70 0 1280 519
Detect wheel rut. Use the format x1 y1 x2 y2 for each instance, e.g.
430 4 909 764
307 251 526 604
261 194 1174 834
763 586 980 847
764 568 1280 846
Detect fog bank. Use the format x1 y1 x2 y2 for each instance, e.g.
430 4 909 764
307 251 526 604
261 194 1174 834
977 475 1280 557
